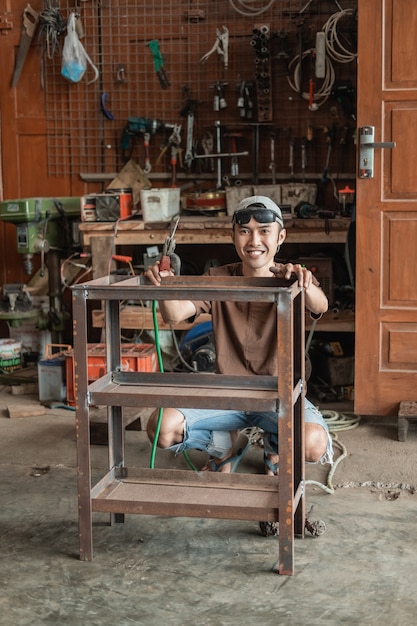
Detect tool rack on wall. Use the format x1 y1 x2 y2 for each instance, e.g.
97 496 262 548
72 274 306 575
45 0 358 186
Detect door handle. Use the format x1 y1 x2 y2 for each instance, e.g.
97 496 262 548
358 126 396 178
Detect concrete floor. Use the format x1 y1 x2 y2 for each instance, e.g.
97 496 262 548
1 388 417 626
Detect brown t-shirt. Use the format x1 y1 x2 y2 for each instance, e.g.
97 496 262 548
192 263 281 377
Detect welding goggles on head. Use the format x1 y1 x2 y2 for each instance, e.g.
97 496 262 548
232 204 284 228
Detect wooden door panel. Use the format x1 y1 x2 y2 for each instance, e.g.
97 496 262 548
387 0 417 86
384 213 417 304
388 105 417 196
381 323 417 368
356 0 417 415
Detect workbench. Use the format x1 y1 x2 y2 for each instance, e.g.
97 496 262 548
79 215 355 333
79 215 350 248
72 274 307 575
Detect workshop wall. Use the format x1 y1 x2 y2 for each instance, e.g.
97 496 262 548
44 0 358 182
0 0 358 287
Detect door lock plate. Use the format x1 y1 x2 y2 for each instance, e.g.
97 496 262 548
358 126 396 179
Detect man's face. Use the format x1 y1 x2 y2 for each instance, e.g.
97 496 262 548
231 216 286 276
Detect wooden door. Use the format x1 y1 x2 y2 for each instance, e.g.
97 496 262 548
0 0 85 287
355 0 417 415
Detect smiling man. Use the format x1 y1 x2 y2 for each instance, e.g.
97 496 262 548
144 196 333 476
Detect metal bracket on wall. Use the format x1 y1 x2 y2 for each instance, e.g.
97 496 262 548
0 14 13 34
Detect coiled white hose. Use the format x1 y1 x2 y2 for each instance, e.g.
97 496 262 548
287 48 335 109
228 0 277 17
322 9 358 63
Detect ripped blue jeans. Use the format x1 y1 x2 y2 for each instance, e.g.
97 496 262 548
167 397 333 465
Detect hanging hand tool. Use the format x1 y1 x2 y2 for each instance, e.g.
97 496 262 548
269 132 276 184
180 87 202 171
159 216 180 272
306 122 314 161
321 125 335 182
168 124 182 187
289 136 295 178
224 133 242 178
100 93 114 120
12 4 40 87
215 120 223 189
143 132 151 173
147 39 170 90
184 111 195 170
199 26 229 69
201 131 214 172
212 81 228 111
301 137 307 182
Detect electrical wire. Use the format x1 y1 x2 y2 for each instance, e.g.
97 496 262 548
228 0 277 17
60 252 92 291
170 325 198 373
287 48 335 109
149 299 198 472
149 300 164 469
322 9 358 64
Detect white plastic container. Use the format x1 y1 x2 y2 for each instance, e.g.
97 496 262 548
0 339 22 372
140 188 180 222
38 355 66 402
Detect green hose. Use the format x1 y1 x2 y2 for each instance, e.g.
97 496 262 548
149 300 164 469
149 300 199 472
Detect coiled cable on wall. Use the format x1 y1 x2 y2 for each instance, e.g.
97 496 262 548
287 48 335 109
229 0 277 17
322 9 358 63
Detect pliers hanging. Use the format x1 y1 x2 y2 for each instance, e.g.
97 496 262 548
147 39 170 90
200 26 229 69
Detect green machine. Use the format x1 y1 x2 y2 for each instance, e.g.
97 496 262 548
0 197 81 275
0 197 81 344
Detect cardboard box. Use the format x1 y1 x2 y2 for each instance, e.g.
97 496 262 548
107 159 151 207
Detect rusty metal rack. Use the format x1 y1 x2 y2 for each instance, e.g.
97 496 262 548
72 274 306 575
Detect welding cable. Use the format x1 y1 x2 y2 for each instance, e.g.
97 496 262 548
60 252 92 291
322 409 361 431
287 48 335 109
169 325 198 373
229 0 277 17
149 301 165 469
149 300 198 472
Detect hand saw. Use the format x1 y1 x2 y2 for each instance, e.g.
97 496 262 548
12 4 40 87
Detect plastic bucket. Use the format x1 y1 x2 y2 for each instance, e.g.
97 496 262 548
0 339 22 372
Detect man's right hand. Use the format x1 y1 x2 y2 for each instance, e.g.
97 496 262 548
144 261 171 286
145 254 181 286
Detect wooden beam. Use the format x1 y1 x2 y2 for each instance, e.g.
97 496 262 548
92 306 211 331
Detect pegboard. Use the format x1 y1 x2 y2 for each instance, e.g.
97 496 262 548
44 0 358 183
